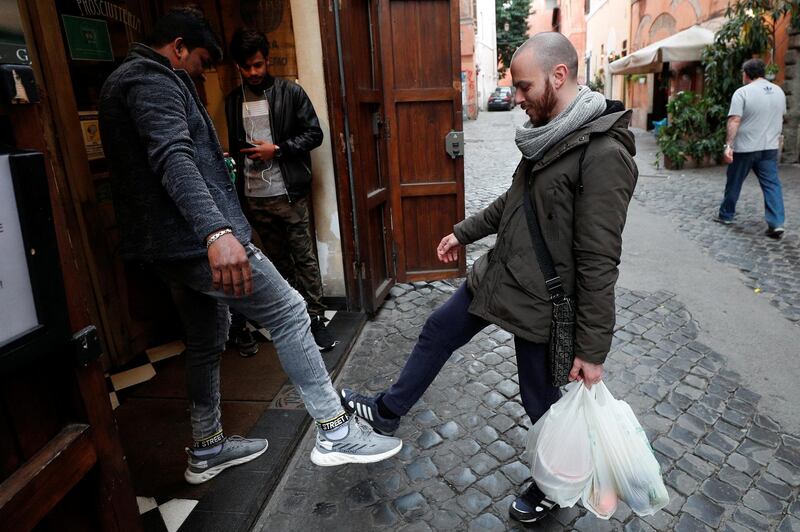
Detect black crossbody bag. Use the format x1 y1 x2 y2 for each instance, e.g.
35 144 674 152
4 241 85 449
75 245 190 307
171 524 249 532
522 171 575 387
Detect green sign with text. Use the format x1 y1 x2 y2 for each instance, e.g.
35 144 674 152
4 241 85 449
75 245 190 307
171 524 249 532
62 15 113 61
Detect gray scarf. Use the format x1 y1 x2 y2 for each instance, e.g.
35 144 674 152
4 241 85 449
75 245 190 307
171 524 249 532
515 86 607 161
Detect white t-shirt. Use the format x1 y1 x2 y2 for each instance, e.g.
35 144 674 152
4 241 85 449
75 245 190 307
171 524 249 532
242 91 287 197
729 78 786 153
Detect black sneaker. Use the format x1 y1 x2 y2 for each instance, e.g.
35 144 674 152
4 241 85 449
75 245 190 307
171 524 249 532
713 215 733 225
766 226 785 240
311 315 337 352
231 327 259 357
340 388 400 436
509 482 558 524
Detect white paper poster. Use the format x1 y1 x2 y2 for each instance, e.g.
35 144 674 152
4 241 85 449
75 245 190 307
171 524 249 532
0 154 39 345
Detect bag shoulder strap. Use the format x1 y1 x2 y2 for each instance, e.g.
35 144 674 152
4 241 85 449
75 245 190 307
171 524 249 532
524 136 595 299
522 172 565 302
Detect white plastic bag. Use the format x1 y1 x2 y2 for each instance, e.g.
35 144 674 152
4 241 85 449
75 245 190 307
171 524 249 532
526 382 593 507
583 382 669 516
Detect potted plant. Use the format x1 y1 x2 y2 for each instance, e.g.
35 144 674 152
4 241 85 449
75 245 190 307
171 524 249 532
656 91 726 169
765 63 779 81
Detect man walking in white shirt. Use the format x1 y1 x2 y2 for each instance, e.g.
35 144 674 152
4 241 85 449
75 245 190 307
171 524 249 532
717 58 787 239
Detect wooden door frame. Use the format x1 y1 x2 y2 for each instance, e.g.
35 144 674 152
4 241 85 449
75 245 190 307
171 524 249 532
318 0 364 312
0 2 142 529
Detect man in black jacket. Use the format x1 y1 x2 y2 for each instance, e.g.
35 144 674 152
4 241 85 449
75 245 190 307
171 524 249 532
225 29 335 354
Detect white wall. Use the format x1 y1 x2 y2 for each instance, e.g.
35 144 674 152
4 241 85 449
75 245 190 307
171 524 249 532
291 0 346 297
475 0 498 111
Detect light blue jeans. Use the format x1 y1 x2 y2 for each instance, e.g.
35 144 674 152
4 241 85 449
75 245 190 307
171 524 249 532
719 149 785 229
152 243 342 442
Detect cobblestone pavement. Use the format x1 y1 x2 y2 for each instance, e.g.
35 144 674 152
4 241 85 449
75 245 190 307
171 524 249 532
632 132 800 324
257 109 800 531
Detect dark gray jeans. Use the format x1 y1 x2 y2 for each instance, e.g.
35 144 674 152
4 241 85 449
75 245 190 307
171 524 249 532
152 243 342 442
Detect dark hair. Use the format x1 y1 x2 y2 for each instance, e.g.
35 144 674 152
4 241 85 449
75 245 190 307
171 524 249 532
229 28 270 66
146 7 223 62
742 58 766 80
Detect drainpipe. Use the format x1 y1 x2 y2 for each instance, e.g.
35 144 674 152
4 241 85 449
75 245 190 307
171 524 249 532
332 0 365 312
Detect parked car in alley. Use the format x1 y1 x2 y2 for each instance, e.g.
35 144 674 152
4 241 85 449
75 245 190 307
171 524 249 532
487 86 515 111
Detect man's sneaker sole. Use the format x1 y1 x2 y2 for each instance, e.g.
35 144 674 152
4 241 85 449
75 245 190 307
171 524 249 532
766 227 785 239
184 442 268 484
238 344 259 357
309 440 402 467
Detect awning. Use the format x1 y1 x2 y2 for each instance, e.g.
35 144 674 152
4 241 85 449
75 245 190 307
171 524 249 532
609 25 715 75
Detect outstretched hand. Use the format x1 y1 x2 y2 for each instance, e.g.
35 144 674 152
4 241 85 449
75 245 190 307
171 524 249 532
569 357 604 389
436 233 463 263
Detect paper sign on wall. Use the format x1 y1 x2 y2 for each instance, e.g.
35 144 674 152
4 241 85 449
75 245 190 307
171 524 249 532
0 154 39 345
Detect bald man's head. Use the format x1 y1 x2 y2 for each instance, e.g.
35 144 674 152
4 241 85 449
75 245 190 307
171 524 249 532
510 32 582 125
512 32 579 81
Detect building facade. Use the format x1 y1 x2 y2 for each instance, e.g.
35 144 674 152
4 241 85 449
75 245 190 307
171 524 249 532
460 0 479 119
475 0 498 111
585 0 630 101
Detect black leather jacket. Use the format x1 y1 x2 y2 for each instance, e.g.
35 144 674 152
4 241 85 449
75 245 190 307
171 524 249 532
225 75 323 202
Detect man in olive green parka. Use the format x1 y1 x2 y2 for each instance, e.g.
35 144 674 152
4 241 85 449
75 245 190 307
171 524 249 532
341 32 638 524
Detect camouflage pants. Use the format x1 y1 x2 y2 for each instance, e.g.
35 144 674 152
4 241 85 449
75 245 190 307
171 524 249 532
246 195 325 318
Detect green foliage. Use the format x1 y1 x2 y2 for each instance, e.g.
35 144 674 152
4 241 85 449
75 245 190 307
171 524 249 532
657 0 800 168
587 69 605 93
496 0 532 75
656 92 727 169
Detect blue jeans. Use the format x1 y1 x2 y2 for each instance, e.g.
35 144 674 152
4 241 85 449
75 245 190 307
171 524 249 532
382 283 561 424
152 243 342 442
719 149 785 228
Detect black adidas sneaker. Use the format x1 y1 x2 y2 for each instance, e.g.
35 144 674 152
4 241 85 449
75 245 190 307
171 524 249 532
339 388 401 436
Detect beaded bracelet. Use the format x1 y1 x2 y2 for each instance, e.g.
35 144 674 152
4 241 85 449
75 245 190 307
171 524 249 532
206 228 233 248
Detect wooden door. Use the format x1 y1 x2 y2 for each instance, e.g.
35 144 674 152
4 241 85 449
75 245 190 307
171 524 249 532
322 0 464 312
338 0 396 313
378 0 465 282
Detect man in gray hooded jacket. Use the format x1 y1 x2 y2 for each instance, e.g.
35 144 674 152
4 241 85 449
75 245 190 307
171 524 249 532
99 7 401 485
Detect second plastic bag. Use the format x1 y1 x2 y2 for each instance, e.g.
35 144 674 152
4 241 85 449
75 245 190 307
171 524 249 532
583 382 670 516
525 382 593 507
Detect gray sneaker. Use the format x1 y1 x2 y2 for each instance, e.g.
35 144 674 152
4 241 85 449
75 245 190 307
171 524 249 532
310 415 402 466
184 436 268 484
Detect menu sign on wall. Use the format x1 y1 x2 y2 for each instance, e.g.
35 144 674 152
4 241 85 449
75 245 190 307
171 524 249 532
0 155 39 346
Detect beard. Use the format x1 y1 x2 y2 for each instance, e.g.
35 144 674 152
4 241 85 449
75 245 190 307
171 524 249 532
528 79 559 127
